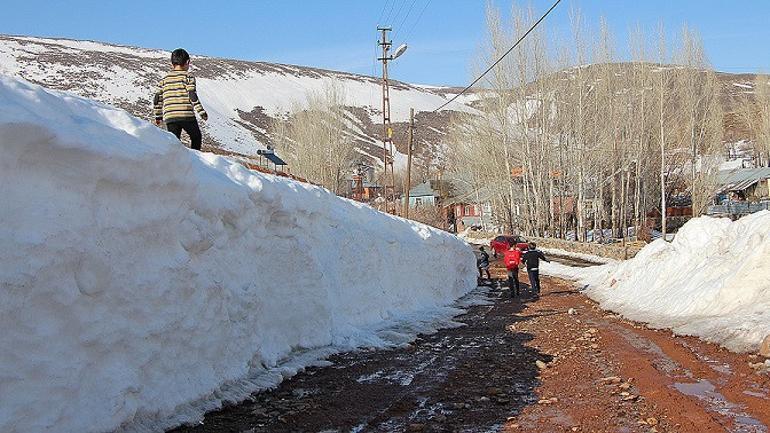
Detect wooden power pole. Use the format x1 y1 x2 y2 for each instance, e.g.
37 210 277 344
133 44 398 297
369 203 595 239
377 27 396 214
404 108 415 219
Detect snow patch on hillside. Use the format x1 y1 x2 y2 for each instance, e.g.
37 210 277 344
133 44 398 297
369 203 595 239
544 212 770 353
0 35 480 158
0 75 476 433
12 35 168 58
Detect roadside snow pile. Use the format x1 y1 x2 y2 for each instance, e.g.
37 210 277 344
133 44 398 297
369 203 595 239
0 75 476 433
572 212 770 353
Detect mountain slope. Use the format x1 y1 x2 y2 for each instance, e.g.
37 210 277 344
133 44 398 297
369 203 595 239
2 35 760 173
0 34 479 169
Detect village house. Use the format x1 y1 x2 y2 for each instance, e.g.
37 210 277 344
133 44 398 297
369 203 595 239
405 180 455 207
443 187 495 232
404 180 497 232
707 167 770 218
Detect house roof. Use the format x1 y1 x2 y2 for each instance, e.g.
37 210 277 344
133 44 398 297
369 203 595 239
407 180 457 198
443 185 495 206
408 182 436 197
257 149 287 166
717 168 770 193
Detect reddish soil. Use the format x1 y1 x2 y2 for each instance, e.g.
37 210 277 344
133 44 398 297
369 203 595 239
169 260 769 433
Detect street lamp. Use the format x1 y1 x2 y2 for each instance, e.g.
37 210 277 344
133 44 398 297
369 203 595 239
392 44 408 60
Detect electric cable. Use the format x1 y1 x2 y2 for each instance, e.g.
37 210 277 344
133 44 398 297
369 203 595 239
433 0 562 112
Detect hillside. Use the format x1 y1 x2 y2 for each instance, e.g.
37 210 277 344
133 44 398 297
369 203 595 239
1 35 761 173
558 63 760 146
0 34 480 172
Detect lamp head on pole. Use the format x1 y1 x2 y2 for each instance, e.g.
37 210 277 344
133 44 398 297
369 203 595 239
392 44 408 60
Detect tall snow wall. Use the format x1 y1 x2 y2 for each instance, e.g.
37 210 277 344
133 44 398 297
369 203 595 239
0 75 476 433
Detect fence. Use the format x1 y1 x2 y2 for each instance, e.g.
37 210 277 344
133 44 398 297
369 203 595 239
707 202 770 217
524 236 645 261
463 231 645 261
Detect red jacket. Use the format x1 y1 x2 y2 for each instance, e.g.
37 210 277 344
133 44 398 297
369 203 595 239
503 249 522 270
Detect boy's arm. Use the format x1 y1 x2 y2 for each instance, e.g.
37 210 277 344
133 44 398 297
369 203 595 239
152 79 164 125
186 75 208 120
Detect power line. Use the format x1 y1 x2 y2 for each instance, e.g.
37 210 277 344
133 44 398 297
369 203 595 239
376 0 391 26
402 0 431 43
390 0 409 27
432 0 563 112
383 0 400 25
395 0 418 37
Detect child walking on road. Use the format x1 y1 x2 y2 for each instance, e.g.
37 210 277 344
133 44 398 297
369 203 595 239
153 48 208 150
522 242 549 298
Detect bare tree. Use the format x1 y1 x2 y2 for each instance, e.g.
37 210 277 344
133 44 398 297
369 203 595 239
269 81 356 193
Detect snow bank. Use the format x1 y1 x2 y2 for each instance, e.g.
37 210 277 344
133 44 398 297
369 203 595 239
0 75 476 433
569 212 770 353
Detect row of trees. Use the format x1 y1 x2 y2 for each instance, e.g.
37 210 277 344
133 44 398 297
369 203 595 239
446 5 724 240
264 4 770 241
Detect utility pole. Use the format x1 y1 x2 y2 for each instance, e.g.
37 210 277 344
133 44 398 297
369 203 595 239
351 162 365 202
404 108 415 219
377 26 395 214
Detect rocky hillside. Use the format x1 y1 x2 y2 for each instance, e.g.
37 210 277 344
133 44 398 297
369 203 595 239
1 35 760 172
0 34 480 171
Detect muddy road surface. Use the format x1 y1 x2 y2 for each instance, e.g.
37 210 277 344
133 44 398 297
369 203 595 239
170 264 769 433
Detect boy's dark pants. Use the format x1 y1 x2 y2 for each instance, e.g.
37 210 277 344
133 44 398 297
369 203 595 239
528 268 541 295
167 120 202 150
507 268 519 296
478 266 491 280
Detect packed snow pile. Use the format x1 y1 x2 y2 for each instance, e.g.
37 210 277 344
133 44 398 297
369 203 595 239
0 75 476 433
553 212 770 353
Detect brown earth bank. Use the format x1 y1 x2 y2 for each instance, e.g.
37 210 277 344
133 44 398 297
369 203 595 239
169 261 769 433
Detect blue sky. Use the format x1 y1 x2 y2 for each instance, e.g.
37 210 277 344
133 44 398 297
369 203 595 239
2 0 770 86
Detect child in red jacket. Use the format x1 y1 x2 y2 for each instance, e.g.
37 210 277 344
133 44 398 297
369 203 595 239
503 245 522 297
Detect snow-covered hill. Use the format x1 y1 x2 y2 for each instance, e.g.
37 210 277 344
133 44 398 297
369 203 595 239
0 75 476 433
0 34 480 168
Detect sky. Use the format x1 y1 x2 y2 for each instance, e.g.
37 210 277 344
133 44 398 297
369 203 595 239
2 0 770 86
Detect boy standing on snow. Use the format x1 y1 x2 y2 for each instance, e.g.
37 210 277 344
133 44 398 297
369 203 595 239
153 48 208 150
503 244 522 297
522 242 549 297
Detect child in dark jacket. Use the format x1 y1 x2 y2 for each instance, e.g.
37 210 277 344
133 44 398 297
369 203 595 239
153 48 208 150
522 242 549 297
477 246 491 281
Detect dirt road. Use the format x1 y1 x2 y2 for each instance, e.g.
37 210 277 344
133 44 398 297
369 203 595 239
170 264 769 433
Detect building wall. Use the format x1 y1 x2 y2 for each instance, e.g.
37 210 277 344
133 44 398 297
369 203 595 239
409 195 436 207
453 203 479 217
756 179 770 198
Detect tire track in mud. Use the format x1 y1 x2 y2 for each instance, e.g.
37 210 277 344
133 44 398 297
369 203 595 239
509 276 770 433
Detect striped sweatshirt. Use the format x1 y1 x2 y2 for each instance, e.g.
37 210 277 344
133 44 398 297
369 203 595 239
153 70 207 123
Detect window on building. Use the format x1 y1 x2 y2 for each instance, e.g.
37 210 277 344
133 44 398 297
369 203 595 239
415 197 423 206
464 205 474 216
